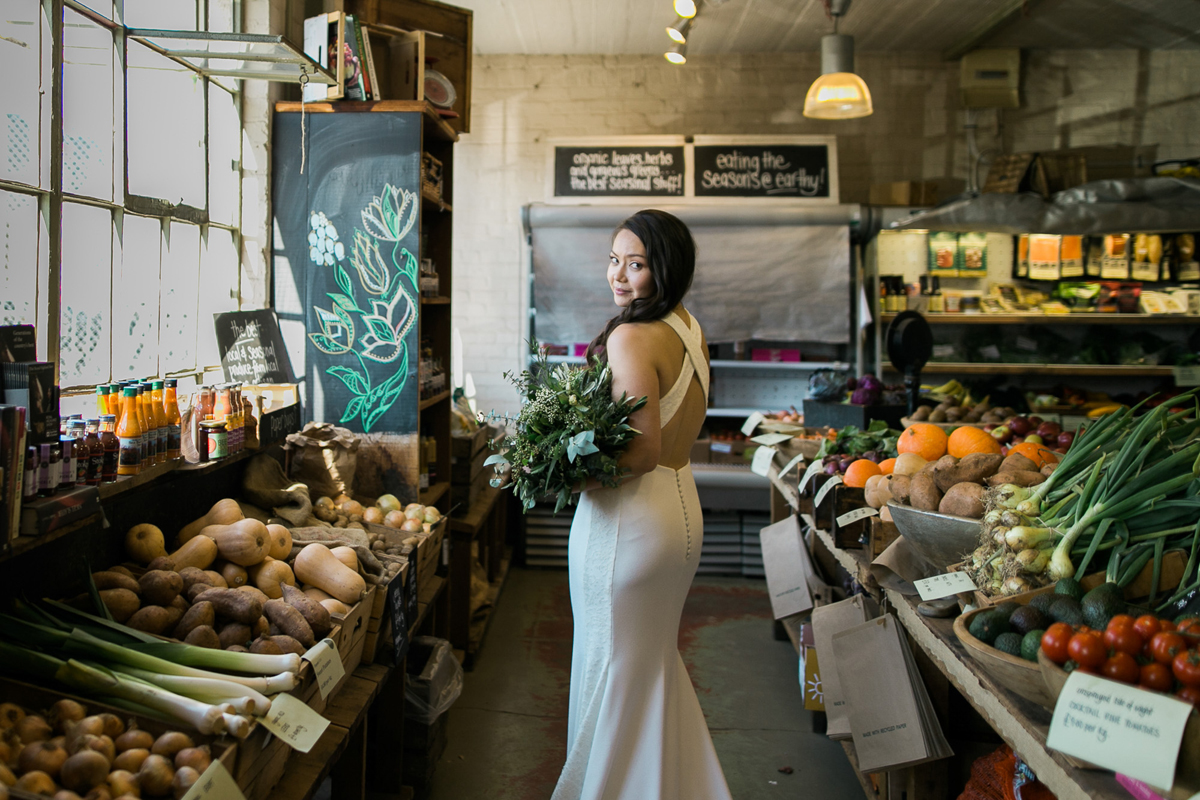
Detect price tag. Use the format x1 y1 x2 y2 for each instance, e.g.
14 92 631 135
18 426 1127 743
913 571 977 601
1047 671 1193 791
751 446 777 477
813 475 841 508
741 411 766 437
261 692 330 753
980 344 1002 360
800 513 816 529
751 432 793 446
836 506 878 527
779 453 806 477
800 460 824 491
301 638 345 700
180 759 245 800
1174 365 1200 387
1016 335 1039 353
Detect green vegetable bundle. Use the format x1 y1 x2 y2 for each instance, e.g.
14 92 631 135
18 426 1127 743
815 419 900 460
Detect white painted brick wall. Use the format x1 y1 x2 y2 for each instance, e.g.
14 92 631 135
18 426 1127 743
450 50 1200 416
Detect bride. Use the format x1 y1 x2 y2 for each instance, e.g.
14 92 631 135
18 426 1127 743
552 209 732 800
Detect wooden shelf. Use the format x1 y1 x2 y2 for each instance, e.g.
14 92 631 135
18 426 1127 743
467 550 511 658
880 312 1200 326
420 481 450 507
421 186 452 212
420 296 451 305
418 390 450 410
449 483 501 537
884 362 1175 376
273 100 458 143
412 573 446 633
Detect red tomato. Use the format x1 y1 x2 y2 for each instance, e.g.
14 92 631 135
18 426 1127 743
1067 631 1107 669
1103 625 1144 657
1106 614 1136 632
1161 619 1179 632
1176 618 1200 642
1173 650 1200 687
1101 652 1140 684
1140 662 1175 693
1041 623 1074 665
1176 686 1200 708
1150 632 1188 665
1134 614 1163 642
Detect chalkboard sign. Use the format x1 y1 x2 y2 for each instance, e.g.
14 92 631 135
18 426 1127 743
388 572 409 664
259 403 301 447
693 143 833 199
554 146 686 197
404 561 419 636
214 311 295 384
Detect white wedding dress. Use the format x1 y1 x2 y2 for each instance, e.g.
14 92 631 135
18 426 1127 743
553 312 733 800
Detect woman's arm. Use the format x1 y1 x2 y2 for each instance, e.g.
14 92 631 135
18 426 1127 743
575 324 661 492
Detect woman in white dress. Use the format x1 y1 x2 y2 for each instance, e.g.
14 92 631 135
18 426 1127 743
552 210 733 800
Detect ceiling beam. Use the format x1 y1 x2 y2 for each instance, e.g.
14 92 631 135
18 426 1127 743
942 0 1045 61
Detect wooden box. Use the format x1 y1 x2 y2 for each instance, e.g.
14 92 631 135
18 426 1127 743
868 516 900 557
450 444 486 484
451 425 489 459
827 484 869 550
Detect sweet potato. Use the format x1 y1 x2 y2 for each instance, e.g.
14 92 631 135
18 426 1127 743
1000 452 1039 473
268 635 306 656
92 572 140 593
173 601 215 641
192 588 262 625
126 606 173 635
889 474 912 505
932 452 1003 491
908 472 943 512
926 455 960 491
249 637 284 656
1041 463 1057 477
100 589 140 623
263 599 315 648
138 570 183 607
146 556 175 572
985 470 1046 487
183 626 221 650
939 481 986 518
218 623 253 650
280 584 332 639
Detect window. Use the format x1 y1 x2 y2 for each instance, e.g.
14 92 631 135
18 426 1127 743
0 0 253 404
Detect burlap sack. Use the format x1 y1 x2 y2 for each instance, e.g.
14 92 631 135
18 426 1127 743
284 422 360 500
241 454 314 527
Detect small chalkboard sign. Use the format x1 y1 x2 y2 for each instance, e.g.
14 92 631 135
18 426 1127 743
259 403 301 447
554 145 686 198
693 140 836 200
214 311 296 384
388 572 409 664
404 561 419 637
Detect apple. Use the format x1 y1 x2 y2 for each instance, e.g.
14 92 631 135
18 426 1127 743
1028 416 1044 426
990 425 1013 444
983 423 998 431
1024 433 1044 445
1036 421 1062 439
1008 417 1033 437
1057 431 1075 449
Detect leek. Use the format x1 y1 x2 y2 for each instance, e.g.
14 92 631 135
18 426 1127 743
111 665 272 716
62 660 227 735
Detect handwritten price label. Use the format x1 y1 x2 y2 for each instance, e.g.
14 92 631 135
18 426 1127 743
800 460 824 491
913 571 977 601
301 638 345 700
751 432 793 446
779 454 806 478
741 411 766 437
261 692 330 753
836 507 878 527
180 759 244 800
751 446 778 477
813 476 841 508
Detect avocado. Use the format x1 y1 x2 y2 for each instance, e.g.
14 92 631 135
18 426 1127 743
1055 577 1086 601
994 632 1023 657
1009 605 1048 636
969 610 1011 645
1028 592 1055 616
1082 582 1126 630
1049 596 1084 626
1021 629 1045 662
993 602 1020 621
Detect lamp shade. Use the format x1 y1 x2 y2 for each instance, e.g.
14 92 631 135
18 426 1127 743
666 17 691 43
803 33 873 119
665 41 687 64
674 0 698 18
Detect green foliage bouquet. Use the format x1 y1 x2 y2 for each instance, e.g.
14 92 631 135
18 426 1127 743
486 344 647 513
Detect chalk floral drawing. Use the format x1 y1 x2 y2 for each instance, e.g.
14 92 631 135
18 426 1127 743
307 185 419 432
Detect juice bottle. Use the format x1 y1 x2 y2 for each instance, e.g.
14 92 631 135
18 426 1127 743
116 388 142 476
96 385 109 416
146 382 163 465
84 419 103 486
99 414 119 483
151 380 168 463
107 383 119 417
213 385 231 422
133 384 148 467
140 383 157 466
164 379 182 460
199 386 213 421
229 384 243 453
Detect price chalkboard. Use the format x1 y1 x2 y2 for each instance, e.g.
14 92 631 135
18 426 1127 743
259 403 301 447
554 146 686 197
388 572 409 664
404 561 419 639
693 143 833 199
214 311 296 384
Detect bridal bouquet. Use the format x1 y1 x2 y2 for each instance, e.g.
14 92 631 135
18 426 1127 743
486 344 647 513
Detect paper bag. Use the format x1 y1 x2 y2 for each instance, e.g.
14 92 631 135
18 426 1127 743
760 515 815 619
811 594 878 740
831 614 953 773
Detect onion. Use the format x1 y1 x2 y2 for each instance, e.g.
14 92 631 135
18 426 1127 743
173 747 210 774
114 730 153 754
376 494 401 514
70 734 115 764
423 507 441 524
383 511 405 529
0 740 10 766
48 701 87 735
363 507 384 525
61 750 110 793
14 771 57 796
399 518 423 533
16 715 52 743
150 732 193 759
106 769 139 798
20 740 69 777
137 754 175 797
0 705 24 731
314 496 334 509
339 500 365 517
333 494 352 506
96 716 123 741
172 766 199 800
66 717 105 748
84 787 113 800
112 748 149 773
53 791 84 800
404 504 425 520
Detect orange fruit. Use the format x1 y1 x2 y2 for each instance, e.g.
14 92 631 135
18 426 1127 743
947 425 1003 459
878 458 897 475
843 459 882 488
896 423 948 462
1009 441 1059 468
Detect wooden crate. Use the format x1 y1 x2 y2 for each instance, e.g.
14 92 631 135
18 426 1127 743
868 517 900 557
416 518 445 588
827 484 869 549
363 559 408 665
451 425 488 459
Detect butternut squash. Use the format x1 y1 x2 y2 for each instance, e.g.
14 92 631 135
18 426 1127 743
177 499 244 544
216 561 248 588
168 536 218 572
302 586 333 603
198 519 270 567
329 546 358 574
125 524 167 565
318 598 351 616
293 544 365 604
265 524 292 561
248 557 295 600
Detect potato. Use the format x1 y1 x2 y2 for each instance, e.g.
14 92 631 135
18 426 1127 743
1000 452 1039 473
125 606 173 635
92 572 140 593
173 601 215 640
985 470 1047 487
1041 463 1057 477
138 570 183 607
908 472 943 512
178 567 212 593
162 603 185 630
218 623 253 650
889 474 911 504
933 452 1003 491
267 635 306 656
191 588 262 625
183 626 221 649
263 599 315 648
939 481 986 518
100 589 140 623
280 584 332 640
249 637 284 656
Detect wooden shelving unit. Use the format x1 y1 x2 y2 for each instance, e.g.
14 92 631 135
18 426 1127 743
880 312 1200 326
883 362 1176 376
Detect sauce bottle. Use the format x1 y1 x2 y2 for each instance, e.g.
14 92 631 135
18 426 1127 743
150 380 168 464
69 419 88 487
199 386 214 421
39 441 60 497
84 419 103 486
229 384 243 453
23 445 38 501
164 379 182 460
213 385 231 422
99 414 119 483
117 387 142 476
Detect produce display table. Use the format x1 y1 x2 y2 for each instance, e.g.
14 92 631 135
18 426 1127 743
448 484 511 662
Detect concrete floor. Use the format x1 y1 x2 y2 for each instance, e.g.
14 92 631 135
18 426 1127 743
425 567 862 799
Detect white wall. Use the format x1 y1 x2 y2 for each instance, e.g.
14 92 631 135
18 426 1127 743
450 49 1200 415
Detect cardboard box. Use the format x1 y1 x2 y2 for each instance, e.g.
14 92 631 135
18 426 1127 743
869 181 938 207
19 485 100 537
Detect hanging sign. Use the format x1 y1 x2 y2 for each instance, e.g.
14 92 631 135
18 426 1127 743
692 136 838 201
214 310 296 384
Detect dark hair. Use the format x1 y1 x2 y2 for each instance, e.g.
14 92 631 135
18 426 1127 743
586 209 696 362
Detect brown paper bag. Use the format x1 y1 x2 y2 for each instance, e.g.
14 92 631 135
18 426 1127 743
284 422 360 499
811 594 878 740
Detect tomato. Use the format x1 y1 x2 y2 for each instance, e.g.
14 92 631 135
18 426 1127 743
1176 686 1200 708
1150 632 1188 665
1101 652 1140 684
1161 619 1179 632
1134 614 1163 642
1106 614 1136 632
1140 662 1175 693
1041 623 1074 665
1103 625 1144 657
1176 618 1200 642
1172 650 1200 687
1067 631 1106 669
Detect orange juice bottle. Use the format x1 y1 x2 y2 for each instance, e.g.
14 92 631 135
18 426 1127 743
96 385 109 416
164 379 182 460
151 380 168 464
135 384 151 467
142 382 161 465
213 385 231 422
106 384 119 417
116 387 142 476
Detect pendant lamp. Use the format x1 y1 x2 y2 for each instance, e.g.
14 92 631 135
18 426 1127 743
803 17 872 119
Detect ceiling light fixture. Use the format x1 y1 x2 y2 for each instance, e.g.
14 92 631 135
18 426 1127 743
673 0 698 19
803 0 873 120
666 16 692 44
665 41 687 64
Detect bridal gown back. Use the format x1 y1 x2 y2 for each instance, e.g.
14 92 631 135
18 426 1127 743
553 312 733 800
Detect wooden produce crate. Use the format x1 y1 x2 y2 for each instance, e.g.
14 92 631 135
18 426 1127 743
451 444 487 484
363 557 409 666
331 584 374 680
827 484 870 550
868 516 900 557
452 424 489 460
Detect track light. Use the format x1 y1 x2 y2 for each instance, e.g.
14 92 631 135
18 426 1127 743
674 0 697 19
665 41 687 64
666 16 692 44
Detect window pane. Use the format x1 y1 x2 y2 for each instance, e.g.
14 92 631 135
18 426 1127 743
1 191 38 327
0 1 42 187
113 214 161 379
198 227 238 366
208 0 234 33
161 222 199 371
71 1 114 21
124 0 195 30
209 84 240 226
127 40 205 207
63 9 114 200
60 203 112 386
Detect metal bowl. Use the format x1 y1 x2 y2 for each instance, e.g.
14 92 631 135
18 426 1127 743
886 502 981 569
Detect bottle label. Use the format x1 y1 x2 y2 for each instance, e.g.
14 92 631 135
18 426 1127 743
88 454 103 484
62 454 76 485
158 428 167 457
76 451 88 484
119 437 141 469
168 424 182 454
23 466 35 499
102 447 119 479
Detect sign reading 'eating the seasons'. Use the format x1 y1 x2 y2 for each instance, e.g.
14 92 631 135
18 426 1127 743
693 144 832 198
